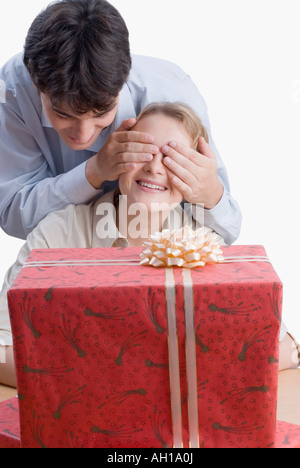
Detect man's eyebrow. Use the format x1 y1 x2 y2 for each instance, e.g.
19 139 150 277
51 106 106 119
51 106 73 118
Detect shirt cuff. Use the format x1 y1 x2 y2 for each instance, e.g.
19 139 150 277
203 190 231 224
61 161 103 205
201 190 238 245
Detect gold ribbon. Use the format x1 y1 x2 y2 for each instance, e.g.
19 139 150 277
182 269 199 448
165 268 183 448
23 255 271 269
165 268 199 448
23 259 141 268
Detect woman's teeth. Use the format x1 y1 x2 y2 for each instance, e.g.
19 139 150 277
138 181 166 191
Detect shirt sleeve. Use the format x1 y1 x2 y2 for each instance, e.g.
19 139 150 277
202 190 242 245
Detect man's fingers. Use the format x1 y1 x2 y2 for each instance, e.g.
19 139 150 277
116 118 155 144
164 167 192 200
116 118 137 132
197 136 216 159
117 151 153 164
116 130 155 144
117 141 158 156
163 139 216 166
162 145 196 172
164 156 197 186
162 142 207 167
116 162 137 173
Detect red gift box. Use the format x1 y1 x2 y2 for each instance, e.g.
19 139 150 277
0 396 299 448
7 245 286 448
0 398 20 448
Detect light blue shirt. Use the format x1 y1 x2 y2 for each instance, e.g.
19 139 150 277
0 53 241 243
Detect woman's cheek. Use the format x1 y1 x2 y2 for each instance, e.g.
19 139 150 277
118 173 131 196
171 186 184 205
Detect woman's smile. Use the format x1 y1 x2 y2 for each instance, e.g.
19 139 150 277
136 179 168 193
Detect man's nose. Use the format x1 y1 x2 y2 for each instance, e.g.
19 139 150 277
74 120 95 142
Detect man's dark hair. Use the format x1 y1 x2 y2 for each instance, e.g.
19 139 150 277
24 0 131 114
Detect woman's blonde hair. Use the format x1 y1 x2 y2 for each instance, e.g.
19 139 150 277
135 102 209 150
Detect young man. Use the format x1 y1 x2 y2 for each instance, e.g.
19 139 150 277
0 0 241 244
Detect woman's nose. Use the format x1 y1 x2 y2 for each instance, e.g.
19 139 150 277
144 152 166 174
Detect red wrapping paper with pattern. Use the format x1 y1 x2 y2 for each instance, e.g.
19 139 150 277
0 398 20 448
0 397 299 449
7 245 284 448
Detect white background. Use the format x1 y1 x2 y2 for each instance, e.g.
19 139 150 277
0 0 299 341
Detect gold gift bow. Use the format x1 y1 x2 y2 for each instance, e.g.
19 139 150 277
22 254 271 448
138 226 274 270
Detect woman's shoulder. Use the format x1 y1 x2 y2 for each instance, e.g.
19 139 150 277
28 202 96 248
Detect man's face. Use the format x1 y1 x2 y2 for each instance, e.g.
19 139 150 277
40 93 119 150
